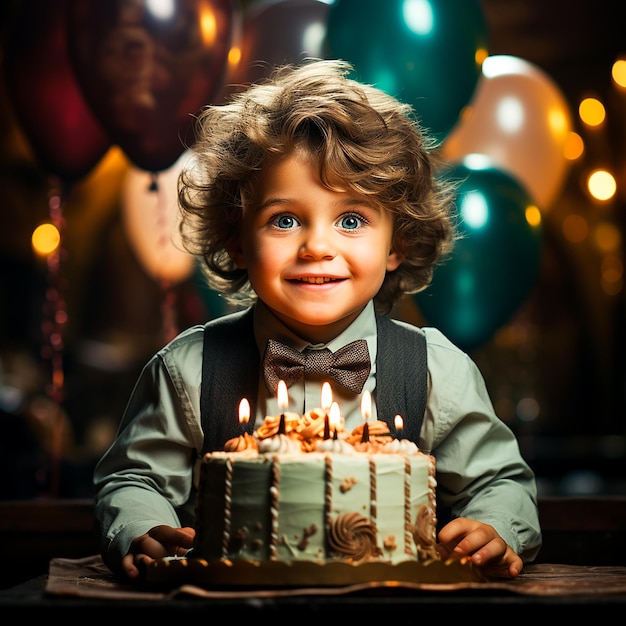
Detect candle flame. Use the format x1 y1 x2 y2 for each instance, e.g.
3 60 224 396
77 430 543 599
394 414 403 430
239 398 250 424
329 401 341 429
321 382 333 411
277 380 289 410
360 390 371 420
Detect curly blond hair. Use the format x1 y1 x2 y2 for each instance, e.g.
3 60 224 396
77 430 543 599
178 59 457 314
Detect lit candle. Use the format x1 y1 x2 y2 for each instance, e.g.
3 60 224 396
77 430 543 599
360 390 371 443
321 382 332 440
277 379 288 434
329 401 340 440
239 398 251 434
394 414 403 439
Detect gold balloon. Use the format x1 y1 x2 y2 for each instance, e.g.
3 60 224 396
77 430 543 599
121 152 195 284
442 55 573 210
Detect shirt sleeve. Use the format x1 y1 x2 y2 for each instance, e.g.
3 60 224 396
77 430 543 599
93 327 205 574
420 328 542 563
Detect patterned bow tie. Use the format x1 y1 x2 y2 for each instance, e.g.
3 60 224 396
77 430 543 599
262 338 371 395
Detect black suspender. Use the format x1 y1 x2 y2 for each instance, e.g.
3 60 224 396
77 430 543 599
374 315 428 443
201 309 427 452
201 308 259 452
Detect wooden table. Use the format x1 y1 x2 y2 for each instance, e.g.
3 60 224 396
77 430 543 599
1 555 625 615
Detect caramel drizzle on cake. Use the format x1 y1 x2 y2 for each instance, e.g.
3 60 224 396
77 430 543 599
413 456 439 560
269 455 280 559
324 454 333 553
222 457 233 559
404 456 412 555
368 457 377 547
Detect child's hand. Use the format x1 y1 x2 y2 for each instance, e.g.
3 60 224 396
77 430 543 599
121 525 195 580
436 517 523 579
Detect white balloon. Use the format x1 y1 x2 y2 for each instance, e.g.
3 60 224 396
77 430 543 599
442 55 573 209
121 151 195 283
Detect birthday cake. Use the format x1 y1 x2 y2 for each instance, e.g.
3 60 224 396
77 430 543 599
145 392 483 587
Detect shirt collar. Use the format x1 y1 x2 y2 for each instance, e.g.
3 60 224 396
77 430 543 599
253 300 378 363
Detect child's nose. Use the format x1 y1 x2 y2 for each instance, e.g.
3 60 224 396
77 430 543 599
299 225 335 259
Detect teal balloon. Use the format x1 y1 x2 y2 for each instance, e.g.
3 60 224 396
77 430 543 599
413 161 543 351
324 0 488 141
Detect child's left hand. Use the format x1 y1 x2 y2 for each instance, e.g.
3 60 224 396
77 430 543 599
120 525 195 581
437 517 523 579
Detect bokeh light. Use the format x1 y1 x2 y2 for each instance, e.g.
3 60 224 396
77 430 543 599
31 223 60 256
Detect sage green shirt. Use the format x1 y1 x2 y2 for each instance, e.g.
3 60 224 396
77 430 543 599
93 301 542 573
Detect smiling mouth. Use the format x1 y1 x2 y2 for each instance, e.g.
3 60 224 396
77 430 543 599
294 277 341 284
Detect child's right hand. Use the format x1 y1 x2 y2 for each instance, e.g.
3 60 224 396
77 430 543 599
121 525 195 580
436 517 523 579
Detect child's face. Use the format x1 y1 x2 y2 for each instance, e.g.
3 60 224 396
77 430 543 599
228 152 403 343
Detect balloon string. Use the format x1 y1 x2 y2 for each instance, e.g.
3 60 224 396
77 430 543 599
160 278 178 345
151 173 178 344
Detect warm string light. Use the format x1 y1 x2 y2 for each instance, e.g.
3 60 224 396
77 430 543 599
41 188 67 405
39 183 69 499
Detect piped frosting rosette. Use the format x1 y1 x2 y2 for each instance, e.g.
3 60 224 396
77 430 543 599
346 419 391 444
297 407 347 451
258 432 302 454
346 420 393 452
327 511 381 562
254 410 306 454
223 432 258 453
255 411 301 439
295 407 326 439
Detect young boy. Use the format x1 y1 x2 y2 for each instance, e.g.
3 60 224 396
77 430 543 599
93 59 542 582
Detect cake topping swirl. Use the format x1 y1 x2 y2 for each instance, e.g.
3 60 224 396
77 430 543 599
258 432 302 454
255 411 302 440
327 512 382 562
223 432 258 453
345 420 392 446
221 404 424 458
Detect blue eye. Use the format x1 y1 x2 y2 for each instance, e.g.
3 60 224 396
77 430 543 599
339 214 363 230
275 215 297 229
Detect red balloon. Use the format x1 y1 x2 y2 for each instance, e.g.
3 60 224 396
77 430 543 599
4 0 111 184
67 0 239 173
228 0 330 89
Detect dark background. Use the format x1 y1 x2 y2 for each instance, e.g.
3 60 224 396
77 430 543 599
0 0 625 500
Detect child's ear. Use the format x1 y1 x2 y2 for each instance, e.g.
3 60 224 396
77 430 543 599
386 247 404 272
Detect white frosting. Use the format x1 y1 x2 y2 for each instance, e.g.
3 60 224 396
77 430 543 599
258 433 302 455
380 438 420 455
314 438 356 454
